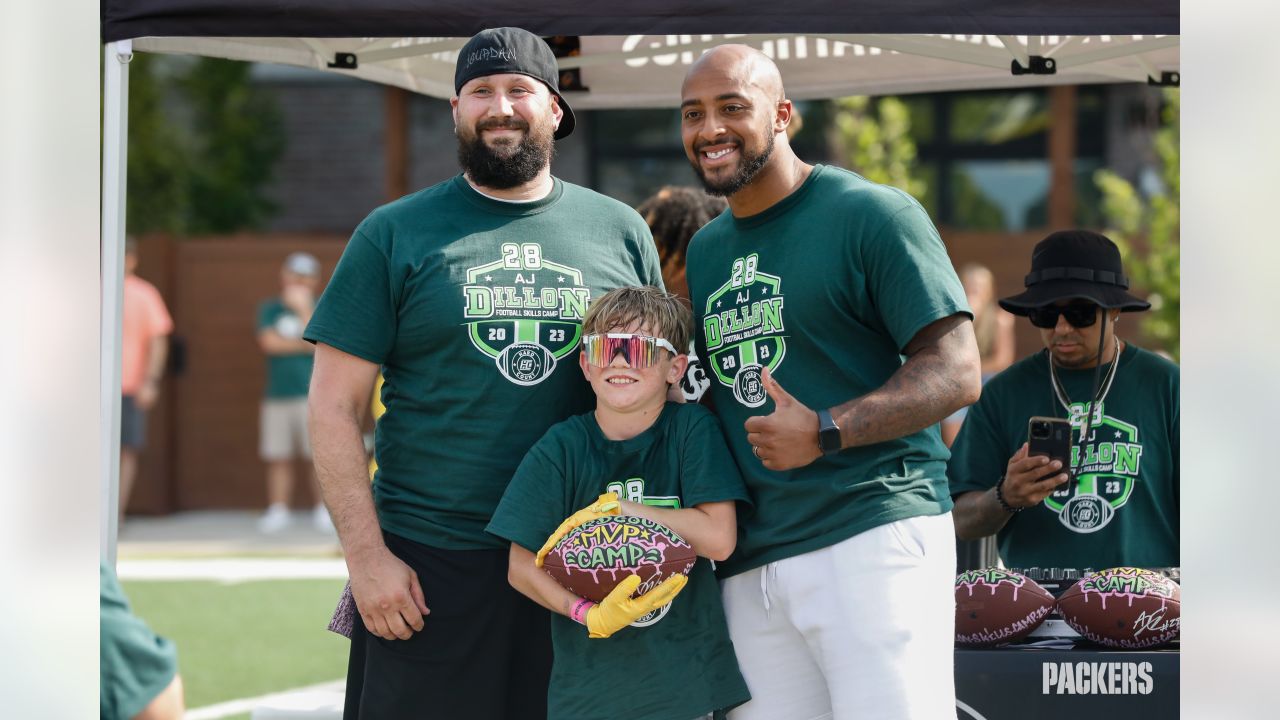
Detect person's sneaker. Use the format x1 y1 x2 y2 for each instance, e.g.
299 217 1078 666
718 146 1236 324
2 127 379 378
258 503 291 534
313 504 335 533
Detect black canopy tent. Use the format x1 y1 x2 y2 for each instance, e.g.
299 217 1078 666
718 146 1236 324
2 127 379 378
99 1 1179 560
102 0 1179 39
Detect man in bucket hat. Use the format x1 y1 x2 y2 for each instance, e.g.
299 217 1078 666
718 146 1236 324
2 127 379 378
949 230 1179 570
304 27 661 719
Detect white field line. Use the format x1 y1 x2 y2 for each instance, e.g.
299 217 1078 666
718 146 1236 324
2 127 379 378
118 558 348 582
184 679 345 720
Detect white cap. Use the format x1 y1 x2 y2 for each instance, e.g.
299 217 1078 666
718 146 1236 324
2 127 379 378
283 252 321 277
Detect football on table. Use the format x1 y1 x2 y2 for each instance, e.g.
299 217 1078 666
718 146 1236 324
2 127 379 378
542 515 696 602
1057 566 1181 648
954 568 1055 647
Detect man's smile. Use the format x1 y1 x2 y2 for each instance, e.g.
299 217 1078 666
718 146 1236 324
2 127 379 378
697 142 740 168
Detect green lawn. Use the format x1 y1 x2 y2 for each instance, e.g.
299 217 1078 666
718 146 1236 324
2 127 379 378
123 578 349 717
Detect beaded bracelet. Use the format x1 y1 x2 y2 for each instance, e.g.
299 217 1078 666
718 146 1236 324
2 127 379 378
994 475 1023 514
569 598 596 625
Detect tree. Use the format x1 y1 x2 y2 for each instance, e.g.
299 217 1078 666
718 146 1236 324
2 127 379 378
125 53 191 235
830 96 926 201
179 58 285 234
125 56 284 236
1094 89 1180 360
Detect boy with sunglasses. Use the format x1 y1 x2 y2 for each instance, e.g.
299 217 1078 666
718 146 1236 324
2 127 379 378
949 230 1179 570
487 286 751 720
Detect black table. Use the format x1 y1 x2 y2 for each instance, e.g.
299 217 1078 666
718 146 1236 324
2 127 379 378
955 645 1179 719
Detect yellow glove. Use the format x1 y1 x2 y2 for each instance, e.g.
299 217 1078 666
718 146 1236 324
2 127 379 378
585 574 689 639
535 492 621 567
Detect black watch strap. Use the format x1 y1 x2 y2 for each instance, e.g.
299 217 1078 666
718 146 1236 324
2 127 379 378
817 408 842 455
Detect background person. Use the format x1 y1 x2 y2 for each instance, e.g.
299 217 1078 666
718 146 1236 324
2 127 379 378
941 262 1016 446
637 186 728 302
119 237 173 521
949 230 1179 569
256 251 329 533
304 27 663 719
680 45 981 720
636 186 727 402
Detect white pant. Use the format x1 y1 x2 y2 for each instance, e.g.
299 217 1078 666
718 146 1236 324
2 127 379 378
722 513 956 720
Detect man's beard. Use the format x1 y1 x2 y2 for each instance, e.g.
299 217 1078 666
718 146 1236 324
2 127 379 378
690 132 775 197
457 117 555 189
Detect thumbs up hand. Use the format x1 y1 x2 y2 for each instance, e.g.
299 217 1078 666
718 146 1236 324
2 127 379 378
743 368 822 471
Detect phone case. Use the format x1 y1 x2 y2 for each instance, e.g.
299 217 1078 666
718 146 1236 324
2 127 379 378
1027 416 1073 479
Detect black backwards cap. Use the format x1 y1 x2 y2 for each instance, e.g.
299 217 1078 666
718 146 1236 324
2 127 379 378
454 27 576 140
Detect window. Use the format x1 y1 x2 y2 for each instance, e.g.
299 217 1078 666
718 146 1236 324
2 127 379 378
909 87 1106 231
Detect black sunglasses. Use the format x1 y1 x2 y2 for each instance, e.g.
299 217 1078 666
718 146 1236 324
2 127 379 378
1027 303 1099 329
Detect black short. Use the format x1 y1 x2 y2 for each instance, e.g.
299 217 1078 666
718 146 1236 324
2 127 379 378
121 395 147 450
344 532 552 720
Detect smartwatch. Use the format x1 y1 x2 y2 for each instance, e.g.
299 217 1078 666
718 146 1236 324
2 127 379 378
817 408 842 455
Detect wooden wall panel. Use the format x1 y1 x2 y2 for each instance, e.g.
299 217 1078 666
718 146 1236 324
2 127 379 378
166 235 348 511
938 228 1049 361
128 234 177 515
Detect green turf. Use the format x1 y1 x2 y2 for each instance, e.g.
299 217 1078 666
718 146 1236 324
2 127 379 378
122 578 349 714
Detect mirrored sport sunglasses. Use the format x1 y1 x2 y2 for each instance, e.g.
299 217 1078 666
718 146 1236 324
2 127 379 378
582 333 678 369
1027 302 1100 329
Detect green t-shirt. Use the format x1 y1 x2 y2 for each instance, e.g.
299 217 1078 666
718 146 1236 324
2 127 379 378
101 562 178 720
685 165 971 578
486 402 752 720
257 298 315 398
305 176 662 549
948 343 1180 568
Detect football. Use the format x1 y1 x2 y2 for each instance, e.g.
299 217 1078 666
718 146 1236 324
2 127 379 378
542 515 696 602
955 568 1056 647
1057 567 1180 648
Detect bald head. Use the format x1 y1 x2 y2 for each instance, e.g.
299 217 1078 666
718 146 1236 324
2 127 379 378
682 45 785 104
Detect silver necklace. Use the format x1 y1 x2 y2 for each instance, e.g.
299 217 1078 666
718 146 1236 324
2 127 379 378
1048 336 1121 434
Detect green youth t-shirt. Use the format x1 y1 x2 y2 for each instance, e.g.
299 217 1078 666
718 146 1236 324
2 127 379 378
685 164 971 578
486 402 752 720
948 343 1180 569
305 176 662 549
257 298 315 398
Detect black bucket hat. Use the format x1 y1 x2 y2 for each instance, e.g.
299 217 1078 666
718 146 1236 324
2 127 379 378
454 27 576 140
999 230 1151 315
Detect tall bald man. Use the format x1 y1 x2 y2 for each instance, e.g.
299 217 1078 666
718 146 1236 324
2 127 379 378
681 46 981 719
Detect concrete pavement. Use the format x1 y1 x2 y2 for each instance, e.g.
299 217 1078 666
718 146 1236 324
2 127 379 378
118 509 343 559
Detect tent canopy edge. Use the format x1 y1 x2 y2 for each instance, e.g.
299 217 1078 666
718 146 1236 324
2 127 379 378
102 1 1179 42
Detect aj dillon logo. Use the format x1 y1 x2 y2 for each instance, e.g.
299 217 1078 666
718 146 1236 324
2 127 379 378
702 253 786 408
1042 661 1154 695
461 243 590 386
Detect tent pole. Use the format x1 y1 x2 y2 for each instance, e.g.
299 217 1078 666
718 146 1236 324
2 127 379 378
102 39 132 567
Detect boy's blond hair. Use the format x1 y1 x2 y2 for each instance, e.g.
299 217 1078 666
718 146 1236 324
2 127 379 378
582 286 691 353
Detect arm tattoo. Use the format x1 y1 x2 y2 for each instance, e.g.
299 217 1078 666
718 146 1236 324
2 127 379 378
832 315 980 448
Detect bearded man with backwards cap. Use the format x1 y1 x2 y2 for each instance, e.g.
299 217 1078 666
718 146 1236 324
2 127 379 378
949 230 1179 571
680 45 981 719
304 27 662 719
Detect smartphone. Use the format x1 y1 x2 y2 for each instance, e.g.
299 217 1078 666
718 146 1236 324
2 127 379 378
1027 416 1073 481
